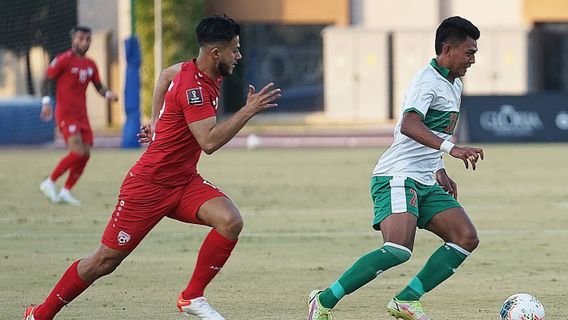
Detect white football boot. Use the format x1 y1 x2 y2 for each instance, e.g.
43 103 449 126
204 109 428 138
177 295 225 320
58 188 81 206
40 178 59 203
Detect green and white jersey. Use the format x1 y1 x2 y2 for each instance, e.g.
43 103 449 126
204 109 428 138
372 59 461 185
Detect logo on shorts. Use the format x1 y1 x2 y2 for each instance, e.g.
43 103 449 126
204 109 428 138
117 230 131 245
186 87 203 105
68 124 77 133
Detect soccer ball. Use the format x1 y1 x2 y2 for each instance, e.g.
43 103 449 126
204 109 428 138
500 293 545 320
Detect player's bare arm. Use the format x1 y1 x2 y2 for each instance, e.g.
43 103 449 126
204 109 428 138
400 111 484 170
188 83 281 154
137 63 183 144
94 83 118 101
151 63 183 121
39 76 54 121
436 168 458 199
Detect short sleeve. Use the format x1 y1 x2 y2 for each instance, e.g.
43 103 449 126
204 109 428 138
46 54 68 79
402 83 436 119
177 84 216 124
90 63 101 86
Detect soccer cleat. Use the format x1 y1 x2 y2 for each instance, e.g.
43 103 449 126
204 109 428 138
58 189 81 206
23 305 37 320
40 179 59 203
307 289 333 320
177 295 225 320
387 298 431 320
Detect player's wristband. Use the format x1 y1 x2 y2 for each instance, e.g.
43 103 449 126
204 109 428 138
440 140 455 154
104 90 113 99
41 96 51 105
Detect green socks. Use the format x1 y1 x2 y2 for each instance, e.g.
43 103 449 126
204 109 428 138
319 242 412 309
396 243 469 301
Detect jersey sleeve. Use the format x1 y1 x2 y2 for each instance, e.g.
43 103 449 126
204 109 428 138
177 83 216 124
46 54 69 79
402 82 436 119
90 62 101 86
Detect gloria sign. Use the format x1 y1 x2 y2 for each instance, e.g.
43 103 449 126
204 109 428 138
462 94 568 142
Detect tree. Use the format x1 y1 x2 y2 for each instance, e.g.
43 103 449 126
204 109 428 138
135 0 203 117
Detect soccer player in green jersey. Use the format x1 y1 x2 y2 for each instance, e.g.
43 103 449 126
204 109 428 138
308 16 484 320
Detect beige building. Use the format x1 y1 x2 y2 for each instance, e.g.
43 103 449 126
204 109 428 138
2 0 568 129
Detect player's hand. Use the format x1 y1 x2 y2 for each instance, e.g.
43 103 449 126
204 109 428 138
436 169 458 199
137 119 156 144
244 83 281 114
449 145 484 170
40 103 53 122
105 90 119 102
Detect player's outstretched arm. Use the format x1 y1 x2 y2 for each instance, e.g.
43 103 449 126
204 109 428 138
39 77 54 122
138 63 182 144
401 112 484 170
94 83 118 102
188 83 281 154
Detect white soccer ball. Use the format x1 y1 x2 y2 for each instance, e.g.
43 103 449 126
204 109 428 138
500 293 545 320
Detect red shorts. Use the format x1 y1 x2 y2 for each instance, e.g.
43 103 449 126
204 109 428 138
58 119 93 145
101 172 227 251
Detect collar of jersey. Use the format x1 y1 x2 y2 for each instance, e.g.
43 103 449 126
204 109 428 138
190 59 220 85
429 58 451 81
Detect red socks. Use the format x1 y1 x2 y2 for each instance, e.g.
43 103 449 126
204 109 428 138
64 153 90 190
50 152 82 181
182 229 238 300
48 152 89 190
34 260 90 320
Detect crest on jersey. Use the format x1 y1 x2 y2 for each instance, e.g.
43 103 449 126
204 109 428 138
186 87 203 105
117 230 131 245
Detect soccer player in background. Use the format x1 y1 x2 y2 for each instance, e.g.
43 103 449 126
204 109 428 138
308 16 484 320
39 25 118 206
24 16 280 320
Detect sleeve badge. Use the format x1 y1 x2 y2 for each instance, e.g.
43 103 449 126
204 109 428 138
186 87 204 105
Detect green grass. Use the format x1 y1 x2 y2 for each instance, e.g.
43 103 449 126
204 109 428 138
1 145 567 319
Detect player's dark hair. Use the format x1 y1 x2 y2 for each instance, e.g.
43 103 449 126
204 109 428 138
435 16 479 55
196 15 240 46
70 25 92 37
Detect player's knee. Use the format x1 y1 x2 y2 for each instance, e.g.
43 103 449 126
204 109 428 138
454 228 479 252
224 212 243 235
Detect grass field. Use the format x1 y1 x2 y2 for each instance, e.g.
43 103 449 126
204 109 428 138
1 145 567 319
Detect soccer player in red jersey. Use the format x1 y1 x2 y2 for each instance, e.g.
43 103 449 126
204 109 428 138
39 25 118 206
24 16 280 320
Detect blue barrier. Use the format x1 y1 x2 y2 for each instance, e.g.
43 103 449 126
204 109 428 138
0 97 55 145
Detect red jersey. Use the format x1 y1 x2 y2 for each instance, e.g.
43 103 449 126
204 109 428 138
46 49 101 123
131 60 222 186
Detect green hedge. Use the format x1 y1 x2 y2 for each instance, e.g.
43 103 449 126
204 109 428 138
135 0 203 117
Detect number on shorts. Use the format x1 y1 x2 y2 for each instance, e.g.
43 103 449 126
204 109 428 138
409 188 418 207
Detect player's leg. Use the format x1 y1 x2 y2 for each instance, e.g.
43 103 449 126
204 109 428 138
26 244 131 320
386 181 465 320
169 177 240 319
39 123 82 203
396 206 478 303
314 214 415 309
180 198 241 298
26 173 173 320
309 176 415 320
58 127 92 205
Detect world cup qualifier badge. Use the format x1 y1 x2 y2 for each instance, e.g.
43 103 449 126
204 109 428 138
186 87 204 105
